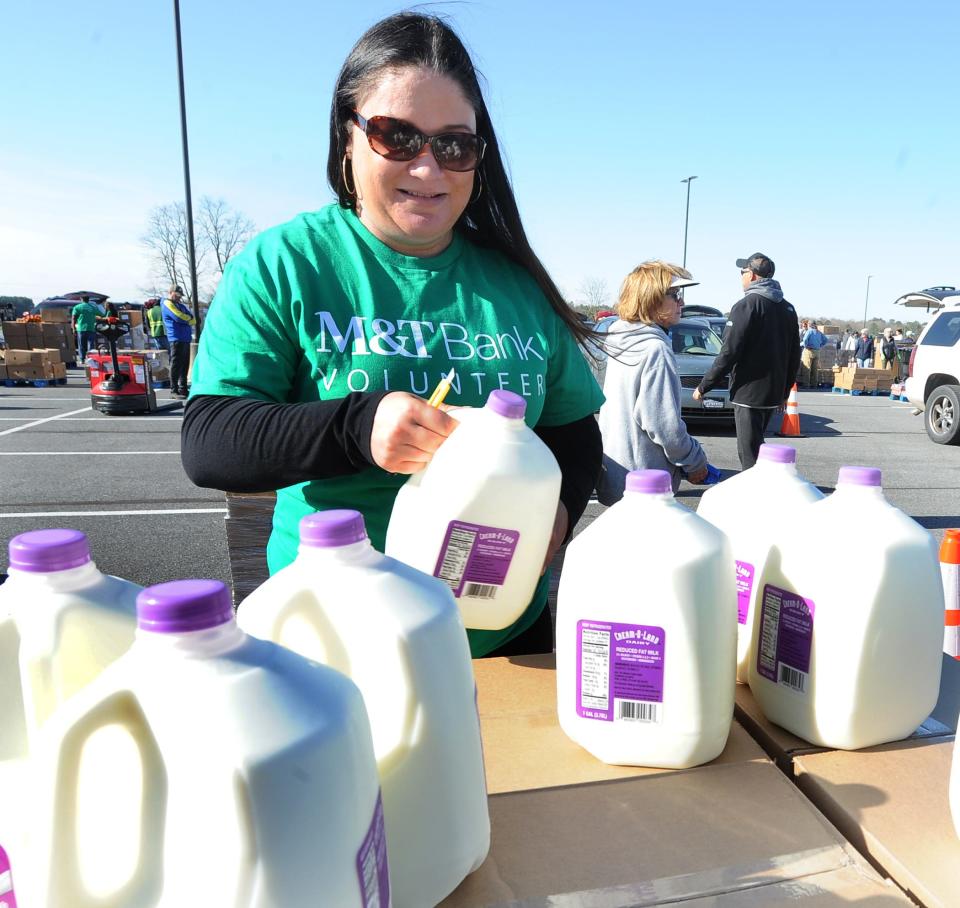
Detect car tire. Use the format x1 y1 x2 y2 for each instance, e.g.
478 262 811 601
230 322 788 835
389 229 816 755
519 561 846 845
925 384 960 445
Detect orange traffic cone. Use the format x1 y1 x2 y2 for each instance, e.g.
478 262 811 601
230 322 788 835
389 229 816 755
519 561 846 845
941 530 960 660
776 383 805 438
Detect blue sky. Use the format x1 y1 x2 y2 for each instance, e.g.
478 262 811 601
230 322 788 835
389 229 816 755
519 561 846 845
3 0 957 322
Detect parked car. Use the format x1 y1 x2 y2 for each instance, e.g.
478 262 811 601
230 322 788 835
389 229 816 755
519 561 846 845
681 304 728 338
588 315 733 424
904 304 960 444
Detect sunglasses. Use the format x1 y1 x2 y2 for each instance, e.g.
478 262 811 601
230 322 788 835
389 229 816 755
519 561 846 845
350 111 486 172
740 268 752 275
666 288 684 301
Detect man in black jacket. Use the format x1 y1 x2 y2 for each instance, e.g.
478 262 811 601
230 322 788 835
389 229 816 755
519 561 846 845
693 253 800 469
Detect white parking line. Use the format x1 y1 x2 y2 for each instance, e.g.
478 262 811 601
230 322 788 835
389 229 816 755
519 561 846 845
0 407 92 437
0 508 227 518
0 416 182 422
0 451 180 456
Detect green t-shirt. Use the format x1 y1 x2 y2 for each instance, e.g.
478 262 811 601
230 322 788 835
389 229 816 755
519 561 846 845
191 204 604 656
72 302 100 332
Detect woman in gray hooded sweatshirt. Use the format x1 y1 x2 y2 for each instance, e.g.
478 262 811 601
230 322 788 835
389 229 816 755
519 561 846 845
597 261 709 504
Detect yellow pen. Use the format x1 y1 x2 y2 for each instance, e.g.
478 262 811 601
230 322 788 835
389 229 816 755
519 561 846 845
427 368 456 407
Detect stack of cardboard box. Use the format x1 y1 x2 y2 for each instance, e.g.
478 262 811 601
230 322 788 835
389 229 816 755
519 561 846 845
832 364 894 394
2 314 77 369
2 347 67 383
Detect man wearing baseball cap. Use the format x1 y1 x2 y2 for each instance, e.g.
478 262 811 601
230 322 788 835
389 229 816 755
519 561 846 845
693 253 800 469
161 284 196 399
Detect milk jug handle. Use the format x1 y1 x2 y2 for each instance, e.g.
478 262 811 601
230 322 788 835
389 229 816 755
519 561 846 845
46 690 167 908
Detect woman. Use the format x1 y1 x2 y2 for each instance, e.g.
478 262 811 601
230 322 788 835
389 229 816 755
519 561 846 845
596 261 709 505
181 13 603 658
855 328 875 368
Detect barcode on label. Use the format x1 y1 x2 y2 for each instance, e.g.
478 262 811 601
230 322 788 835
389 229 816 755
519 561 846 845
778 664 807 692
436 526 477 590
615 699 660 722
463 582 498 599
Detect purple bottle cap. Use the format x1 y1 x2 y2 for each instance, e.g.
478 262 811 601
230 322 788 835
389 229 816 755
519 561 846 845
625 469 673 495
137 579 234 633
837 466 882 487
486 390 527 419
8 528 92 573
300 510 368 548
758 444 797 465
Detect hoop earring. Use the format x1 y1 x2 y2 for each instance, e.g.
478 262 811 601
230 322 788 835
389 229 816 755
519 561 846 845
341 155 356 197
470 169 484 204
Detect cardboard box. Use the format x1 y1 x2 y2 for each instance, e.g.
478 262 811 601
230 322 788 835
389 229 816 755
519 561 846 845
734 652 960 773
40 307 72 324
26 322 43 348
0 364 6 380
52 362 66 379
4 349 40 366
1 321 29 349
7 363 55 382
794 738 960 908
441 761 909 906
475 655 767 794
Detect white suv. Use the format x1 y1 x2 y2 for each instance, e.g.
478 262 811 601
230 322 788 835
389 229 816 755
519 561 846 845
905 304 960 444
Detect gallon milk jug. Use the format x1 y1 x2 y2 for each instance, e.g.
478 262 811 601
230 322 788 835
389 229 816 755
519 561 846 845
239 510 489 908
556 470 737 768
31 579 388 908
0 528 140 904
0 528 141 756
697 444 823 682
748 466 943 749
386 389 561 630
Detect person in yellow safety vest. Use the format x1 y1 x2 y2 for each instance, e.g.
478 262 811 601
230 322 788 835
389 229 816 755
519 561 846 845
160 285 195 399
145 300 168 352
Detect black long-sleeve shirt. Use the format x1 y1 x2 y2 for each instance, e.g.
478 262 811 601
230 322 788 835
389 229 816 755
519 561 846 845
182 393 601 542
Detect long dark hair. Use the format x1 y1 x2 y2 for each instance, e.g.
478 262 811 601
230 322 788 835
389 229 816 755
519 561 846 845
327 12 592 348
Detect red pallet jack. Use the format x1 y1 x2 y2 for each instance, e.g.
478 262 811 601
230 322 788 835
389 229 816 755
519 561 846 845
88 318 182 415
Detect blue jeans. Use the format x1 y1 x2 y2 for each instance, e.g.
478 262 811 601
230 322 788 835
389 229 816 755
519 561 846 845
77 331 97 362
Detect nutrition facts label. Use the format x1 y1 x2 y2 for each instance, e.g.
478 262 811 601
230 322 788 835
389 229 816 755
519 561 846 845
757 584 815 693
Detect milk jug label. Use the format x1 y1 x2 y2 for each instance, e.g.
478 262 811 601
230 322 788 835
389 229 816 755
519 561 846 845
434 520 519 600
756 584 815 693
735 560 754 625
576 620 665 723
0 845 18 908
356 793 390 908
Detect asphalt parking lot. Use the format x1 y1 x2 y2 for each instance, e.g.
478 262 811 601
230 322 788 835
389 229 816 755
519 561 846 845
0 372 957 592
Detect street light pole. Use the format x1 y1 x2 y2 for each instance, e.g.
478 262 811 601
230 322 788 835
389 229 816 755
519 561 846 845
173 0 202 338
862 275 873 330
681 175 698 268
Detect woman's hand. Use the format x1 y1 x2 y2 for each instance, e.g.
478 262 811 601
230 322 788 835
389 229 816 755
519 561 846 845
370 392 458 474
541 501 569 575
686 465 708 484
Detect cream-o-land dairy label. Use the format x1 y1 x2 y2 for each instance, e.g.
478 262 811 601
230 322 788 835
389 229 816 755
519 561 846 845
576 620 665 723
735 560 755 625
756 584 815 694
434 521 519 600
356 793 390 908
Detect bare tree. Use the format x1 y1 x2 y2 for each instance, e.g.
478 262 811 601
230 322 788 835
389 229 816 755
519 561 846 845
577 277 611 311
198 197 255 276
142 198 254 311
141 202 208 304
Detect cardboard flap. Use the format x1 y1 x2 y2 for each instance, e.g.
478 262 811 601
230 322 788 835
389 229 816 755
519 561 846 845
442 763 879 906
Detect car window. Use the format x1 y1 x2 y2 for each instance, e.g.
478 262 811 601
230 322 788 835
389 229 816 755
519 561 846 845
921 313 960 347
672 324 722 356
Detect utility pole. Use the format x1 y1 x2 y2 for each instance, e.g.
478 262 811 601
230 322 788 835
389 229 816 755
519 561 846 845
862 274 873 330
173 0 202 337
681 175 698 268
